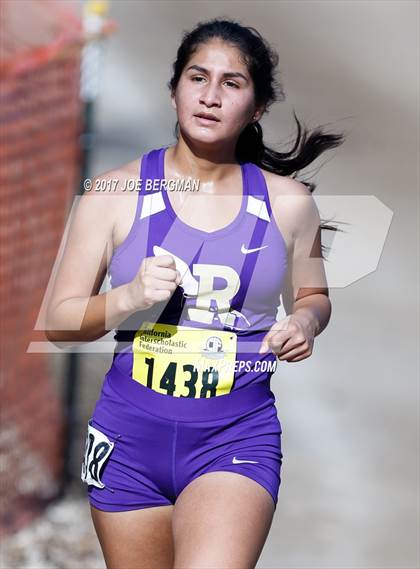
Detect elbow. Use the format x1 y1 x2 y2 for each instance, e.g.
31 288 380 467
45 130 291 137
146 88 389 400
45 328 68 350
44 307 72 349
45 309 58 345
45 307 60 345
45 328 84 350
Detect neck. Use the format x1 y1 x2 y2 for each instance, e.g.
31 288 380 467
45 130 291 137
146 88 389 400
168 135 239 184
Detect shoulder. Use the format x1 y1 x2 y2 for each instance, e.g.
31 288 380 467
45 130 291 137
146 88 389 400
86 156 143 196
80 155 144 207
75 156 144 236
259 168 320 240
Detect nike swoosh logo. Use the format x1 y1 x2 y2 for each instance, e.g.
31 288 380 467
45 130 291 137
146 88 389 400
232 456 259 464
241 244 268 254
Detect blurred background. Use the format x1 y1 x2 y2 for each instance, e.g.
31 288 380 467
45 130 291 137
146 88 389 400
0 1 418 568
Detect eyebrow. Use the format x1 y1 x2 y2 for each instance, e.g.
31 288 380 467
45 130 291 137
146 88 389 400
185 64 249 83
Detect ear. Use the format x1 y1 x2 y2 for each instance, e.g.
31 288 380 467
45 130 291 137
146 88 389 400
170 91 177 111
252 104 266 123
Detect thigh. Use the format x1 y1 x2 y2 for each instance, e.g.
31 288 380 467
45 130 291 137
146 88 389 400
83 416 175 512
81 398 178 568
176 397 283 515
91 504 174 569
172 471 275 569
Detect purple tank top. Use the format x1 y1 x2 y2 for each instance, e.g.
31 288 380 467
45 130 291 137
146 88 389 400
108 145 288 393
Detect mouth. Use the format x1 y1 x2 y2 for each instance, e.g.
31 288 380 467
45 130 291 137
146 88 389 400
194 113 220 124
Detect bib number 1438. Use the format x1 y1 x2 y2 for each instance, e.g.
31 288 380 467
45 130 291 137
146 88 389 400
132 322 238 398
143 355 220 398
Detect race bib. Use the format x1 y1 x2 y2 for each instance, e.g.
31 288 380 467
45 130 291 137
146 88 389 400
132 321 238 398
81 421 115 489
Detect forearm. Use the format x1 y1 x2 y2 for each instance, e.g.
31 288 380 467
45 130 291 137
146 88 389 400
46 283 136 347
291 293 332 337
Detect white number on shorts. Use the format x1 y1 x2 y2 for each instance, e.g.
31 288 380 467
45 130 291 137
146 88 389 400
81 421 115 489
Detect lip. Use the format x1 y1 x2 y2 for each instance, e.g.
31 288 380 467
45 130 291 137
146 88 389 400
194 113 220 123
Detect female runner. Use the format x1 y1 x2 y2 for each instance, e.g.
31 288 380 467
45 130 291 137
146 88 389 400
46 18 344 569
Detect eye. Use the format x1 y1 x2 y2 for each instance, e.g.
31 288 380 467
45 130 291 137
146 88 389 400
190 76 239 88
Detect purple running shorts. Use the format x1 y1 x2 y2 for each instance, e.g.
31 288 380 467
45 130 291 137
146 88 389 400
81 365 283 512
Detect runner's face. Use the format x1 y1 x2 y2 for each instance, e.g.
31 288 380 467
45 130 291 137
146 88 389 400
171 39 262 146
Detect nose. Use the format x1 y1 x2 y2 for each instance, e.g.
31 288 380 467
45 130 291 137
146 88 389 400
199 81 221 108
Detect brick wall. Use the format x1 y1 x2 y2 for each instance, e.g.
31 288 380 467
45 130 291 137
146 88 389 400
0 0 83 536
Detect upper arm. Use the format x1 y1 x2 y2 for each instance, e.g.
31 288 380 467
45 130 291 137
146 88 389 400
288 182 329 302
269 175 329 304
46 177 117 316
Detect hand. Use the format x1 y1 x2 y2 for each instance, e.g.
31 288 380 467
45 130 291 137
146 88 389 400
258 313 315 362
125 254 182 312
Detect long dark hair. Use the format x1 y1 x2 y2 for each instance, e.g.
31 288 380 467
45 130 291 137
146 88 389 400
168 18 346 256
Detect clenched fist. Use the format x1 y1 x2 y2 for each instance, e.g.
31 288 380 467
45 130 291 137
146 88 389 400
125 254 182 312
